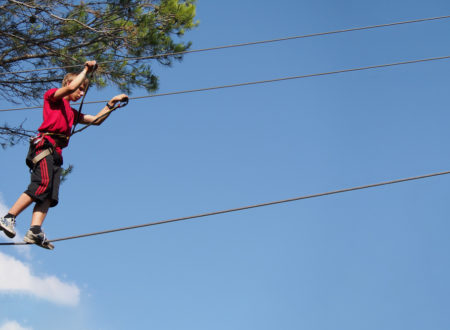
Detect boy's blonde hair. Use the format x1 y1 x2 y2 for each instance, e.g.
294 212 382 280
62 72 89 87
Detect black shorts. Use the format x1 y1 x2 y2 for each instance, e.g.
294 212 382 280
24 138 63 207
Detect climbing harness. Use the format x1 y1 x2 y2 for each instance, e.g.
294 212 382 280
28 132 67 165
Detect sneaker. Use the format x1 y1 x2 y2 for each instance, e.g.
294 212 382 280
0 216 16 239
23 229 54 250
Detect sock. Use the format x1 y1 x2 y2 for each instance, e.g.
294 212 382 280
30 226 42 234
5 213 16 219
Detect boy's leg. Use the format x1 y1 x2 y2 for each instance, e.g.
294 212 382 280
9 193 34 217
0 193 33 238
31 199 51 226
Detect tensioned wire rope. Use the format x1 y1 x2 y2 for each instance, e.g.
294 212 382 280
1 54 450 113
0 170 449 246
0 14 449 76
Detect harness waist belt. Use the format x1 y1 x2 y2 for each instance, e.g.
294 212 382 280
39 132 69 148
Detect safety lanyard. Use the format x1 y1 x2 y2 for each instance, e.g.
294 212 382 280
71 98 128 136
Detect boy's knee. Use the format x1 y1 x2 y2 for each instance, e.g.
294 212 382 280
34 199 51 212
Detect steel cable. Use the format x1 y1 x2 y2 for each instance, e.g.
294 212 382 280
0 14 449 76
1 54 449 113
1 170 449 246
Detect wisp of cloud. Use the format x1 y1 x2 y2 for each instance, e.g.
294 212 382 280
0 252 80 306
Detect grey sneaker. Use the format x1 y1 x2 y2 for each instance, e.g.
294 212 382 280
24 229 54 250
0 216 16 238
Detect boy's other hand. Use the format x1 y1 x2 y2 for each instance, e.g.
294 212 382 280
111 94 129 104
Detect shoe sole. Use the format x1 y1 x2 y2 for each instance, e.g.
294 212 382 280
24 236 54 250
0 223 16 239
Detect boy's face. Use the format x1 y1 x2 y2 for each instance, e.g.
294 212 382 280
68 83 86 101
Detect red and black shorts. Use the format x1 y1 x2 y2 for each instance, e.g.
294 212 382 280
24 137 63 207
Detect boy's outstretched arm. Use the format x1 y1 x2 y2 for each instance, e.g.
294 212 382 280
52 61 97 101
80 94 128 126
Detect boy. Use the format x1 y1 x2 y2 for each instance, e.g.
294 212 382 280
0 60 128 249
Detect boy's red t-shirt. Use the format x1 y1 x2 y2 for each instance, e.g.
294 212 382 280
37 88 84 150
38 88 84 136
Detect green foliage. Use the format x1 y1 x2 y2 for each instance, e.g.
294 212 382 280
0 0 199 103
61 164 74 184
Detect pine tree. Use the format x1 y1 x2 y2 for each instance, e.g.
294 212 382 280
0 0 198 146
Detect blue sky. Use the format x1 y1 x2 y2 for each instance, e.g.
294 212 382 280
1 0 450 329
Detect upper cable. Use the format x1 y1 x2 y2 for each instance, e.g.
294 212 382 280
0 14 449 76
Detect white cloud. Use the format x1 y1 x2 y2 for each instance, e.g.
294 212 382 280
0 252 80 306
0 320 32 330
